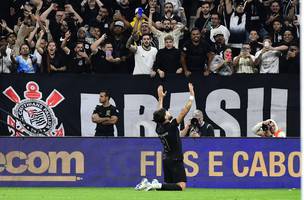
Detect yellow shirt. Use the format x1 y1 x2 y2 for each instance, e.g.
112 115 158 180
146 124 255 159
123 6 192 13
130 17 147 34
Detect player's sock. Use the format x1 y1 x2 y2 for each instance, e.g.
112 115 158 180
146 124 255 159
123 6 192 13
158 183 182 191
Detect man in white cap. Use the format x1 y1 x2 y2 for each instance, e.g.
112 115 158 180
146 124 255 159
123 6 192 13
209 13 230 44
114 20 125 29
108 20 131 73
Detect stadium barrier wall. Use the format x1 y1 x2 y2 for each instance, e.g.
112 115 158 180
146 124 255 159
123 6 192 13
0 74 300 137
0 137 300 188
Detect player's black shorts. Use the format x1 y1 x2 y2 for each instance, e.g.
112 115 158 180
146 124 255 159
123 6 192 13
94 131 114 137
163 159 187 183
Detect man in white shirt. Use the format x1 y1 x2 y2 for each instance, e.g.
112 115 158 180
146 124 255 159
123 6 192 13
254 38 287 73
127 33 158 75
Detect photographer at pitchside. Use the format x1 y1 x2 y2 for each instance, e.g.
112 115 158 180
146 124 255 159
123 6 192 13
180 109 214 137
252 119 286 138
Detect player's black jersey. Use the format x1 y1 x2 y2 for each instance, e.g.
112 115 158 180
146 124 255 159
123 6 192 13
156 119 183 160
93 104 119 136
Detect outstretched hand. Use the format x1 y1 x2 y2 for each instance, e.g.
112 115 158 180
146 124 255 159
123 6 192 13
188 83 194 96
157 85 167 99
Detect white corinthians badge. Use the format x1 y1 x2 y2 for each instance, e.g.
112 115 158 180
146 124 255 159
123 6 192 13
3 81 65 136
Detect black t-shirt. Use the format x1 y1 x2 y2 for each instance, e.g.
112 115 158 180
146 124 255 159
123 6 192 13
41 52 66 73
211 44 227 56
49 53 65 68
194 16 211 32
108 36 130 73
280 55 299 74
156 119 183 160
68 53 91 73
109 36 129 58
244 1 265 31
249 41 263 55
271 30 284 46
186 122 215 137
50 19 77 47
82 5 99 25
93 104 119 136
91 50 115 73
182 40 212 71
161 14 181 23
89 18 111 35
154 47 181 73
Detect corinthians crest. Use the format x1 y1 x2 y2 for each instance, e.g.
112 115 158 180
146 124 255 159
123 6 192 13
3 81 65 136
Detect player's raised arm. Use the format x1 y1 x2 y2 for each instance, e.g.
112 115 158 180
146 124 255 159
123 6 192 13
176 83 195 124
157 85 167 109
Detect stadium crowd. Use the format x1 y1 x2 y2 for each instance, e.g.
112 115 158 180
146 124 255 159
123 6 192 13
0 0 300 75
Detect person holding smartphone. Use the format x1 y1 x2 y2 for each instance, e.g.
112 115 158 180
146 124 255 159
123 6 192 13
61 31 90 73
233 43 256 73
209 48 233 75
91 33 121 73
254 37 288 73
130 7 147 30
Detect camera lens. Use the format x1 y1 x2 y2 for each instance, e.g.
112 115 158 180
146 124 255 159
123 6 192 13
190 118 199 126
262 124 268 131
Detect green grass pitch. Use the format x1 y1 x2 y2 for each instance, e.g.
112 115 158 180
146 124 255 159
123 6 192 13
0 188 299 200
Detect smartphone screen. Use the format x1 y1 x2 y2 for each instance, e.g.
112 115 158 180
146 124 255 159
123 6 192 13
225 52 232 61
106 51 112 57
